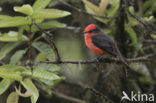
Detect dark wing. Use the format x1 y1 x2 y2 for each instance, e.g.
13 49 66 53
91 32 129 66
91 32 119 57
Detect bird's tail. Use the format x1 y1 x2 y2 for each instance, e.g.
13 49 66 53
119 55 129 67
120 55 129 66
117 52 129 67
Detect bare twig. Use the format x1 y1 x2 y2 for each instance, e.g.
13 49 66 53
38 53 156 64
28 24 35 72
53 91 88 103
143 40 156 44
59 0 117 19
34 23 61 63
59 81 114 103
80 84 114 103
127 11 156 34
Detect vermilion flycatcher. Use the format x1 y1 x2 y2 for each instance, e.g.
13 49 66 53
83 24 129 66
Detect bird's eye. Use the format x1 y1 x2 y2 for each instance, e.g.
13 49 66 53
89 29 98 33
89 30 94 33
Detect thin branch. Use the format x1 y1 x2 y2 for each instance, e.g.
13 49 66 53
79 84 114 103
28 24 35 71
59 0 117 19
53 91 88 103
143 40 156 44
34 23 61 63
60 81 114 103
38 54 156 64
125 3 156 34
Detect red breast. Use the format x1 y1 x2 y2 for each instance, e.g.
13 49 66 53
85 33 106 56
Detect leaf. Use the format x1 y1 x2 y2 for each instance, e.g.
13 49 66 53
0 64 25 71
24 20 66 32
31 9 71 19
6 92 19 103
125 26 137 44
139 76 156 85
36 63 61 73
32 41 55 61
0 68 22 81
0 79 13 95
0 16 31 28
0 31 19 42
18 27 24 41
22 69 61 81
35 53 47 62
14 4 33 16
82 0 100 15
107 0 119 16
85 5 106 23
15 86 33 97
33 0 51 11
0 15 12 20
20 79 39 103
10 49 26 64
40 76 64 88
0 38 27 59
99 0 109 15
0 27 24 42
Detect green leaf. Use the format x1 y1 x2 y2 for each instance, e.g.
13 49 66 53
0 31 19 42
139 76 156 85
0 64 25 72
33 0 51 11
125 26 137 44
22 69 61 81
32 41 55 61
0 16 31 28
18 27 24 41
40 76 64 88
36 63 61 73
0 15 12 20
21 79 39 103
0 38 27 59
6 92 19 103
107 0 119 16
14 4 33 16
10 50 26 64
31 9 71 19
25 20 66 32
0 68 22 81
35 53 47 62
82 0 101 15
0 79 13 95
0 27 24 42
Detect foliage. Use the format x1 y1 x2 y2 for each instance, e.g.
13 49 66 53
0 0 70 103
0 0 156 103
82 0 156 57
82 0 156 91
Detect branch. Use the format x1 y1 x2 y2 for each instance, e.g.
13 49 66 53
81 85 114 103
38 54 156 64
28 24 35 71
143 40 156 44
59 0 117 19
128 11 156 34
53 91 88 103
34 23 61 63
122 0 156 34
59 81 114 103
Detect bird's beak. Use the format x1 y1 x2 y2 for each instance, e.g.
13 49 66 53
82 31 87 34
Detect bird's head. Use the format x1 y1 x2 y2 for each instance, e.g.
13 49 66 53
83 24 99 34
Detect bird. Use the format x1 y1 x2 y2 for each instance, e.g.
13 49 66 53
83 24 129 66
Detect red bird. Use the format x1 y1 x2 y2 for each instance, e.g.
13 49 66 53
83 24 129 66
